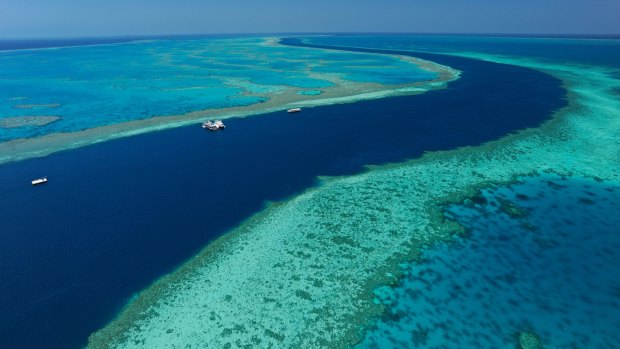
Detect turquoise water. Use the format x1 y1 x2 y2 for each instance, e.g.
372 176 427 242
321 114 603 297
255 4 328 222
313 59 436 84
3 35 619 348
297 89 323 95
296 35 620 348
360 175 620 348
1 37 564 349
0 36 436 143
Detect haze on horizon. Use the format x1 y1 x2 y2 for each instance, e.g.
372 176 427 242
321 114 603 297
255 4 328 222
1 0 619 38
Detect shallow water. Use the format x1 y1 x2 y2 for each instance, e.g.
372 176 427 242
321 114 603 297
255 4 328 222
289 35 620 348
359 174 620 348
0 36 435 142
0 39 565 348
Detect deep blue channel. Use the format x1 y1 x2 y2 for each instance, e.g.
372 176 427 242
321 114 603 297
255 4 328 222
0 39 565 349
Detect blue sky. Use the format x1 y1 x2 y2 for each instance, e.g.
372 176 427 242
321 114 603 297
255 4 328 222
1 0 619 38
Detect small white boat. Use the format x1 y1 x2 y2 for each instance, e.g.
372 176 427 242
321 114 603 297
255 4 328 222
202 120 225 131
32 177 47 186
287 108 302 113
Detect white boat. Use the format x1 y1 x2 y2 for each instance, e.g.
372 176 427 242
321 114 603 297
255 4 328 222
287 108 302 113
202 121 215 130
32 177 47 186
202 120 225 131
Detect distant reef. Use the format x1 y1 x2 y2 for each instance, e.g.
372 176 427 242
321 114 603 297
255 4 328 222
13 103 61 109
0 116 61 128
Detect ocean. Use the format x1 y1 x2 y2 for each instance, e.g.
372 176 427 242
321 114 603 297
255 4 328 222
301 35 620 349
2 34 618 348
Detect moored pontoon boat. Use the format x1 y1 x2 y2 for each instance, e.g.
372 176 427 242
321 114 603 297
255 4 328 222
202 120 225 131
32 177 47 186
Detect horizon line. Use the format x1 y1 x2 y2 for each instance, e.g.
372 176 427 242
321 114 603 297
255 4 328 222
1 31 620 41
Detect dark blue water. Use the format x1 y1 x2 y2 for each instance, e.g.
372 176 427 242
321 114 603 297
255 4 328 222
0 38 140 51
0 34 290 51
299 35 620 70
0 35 232 51
359 175 620 348
0 39 565 348
0 35 220 51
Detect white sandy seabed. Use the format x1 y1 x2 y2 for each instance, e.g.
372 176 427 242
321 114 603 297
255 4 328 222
87 52 620 348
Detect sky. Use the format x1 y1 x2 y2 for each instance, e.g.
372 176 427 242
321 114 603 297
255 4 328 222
0 0 619 38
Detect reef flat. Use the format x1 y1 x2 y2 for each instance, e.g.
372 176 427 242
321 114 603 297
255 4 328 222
88 44 619 347
0 37 456 165
0 37 560 349
13 103 61 109
359 173 620 348
0 115 60 128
